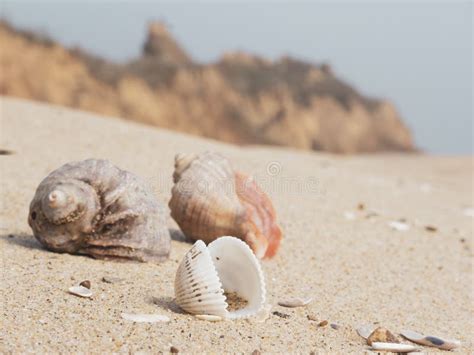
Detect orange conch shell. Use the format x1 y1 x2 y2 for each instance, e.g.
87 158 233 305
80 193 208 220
169 152 282 258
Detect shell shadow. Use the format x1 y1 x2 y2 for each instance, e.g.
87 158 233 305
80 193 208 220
150 295 186 314
0 149 14 155
2 233 44 251
169 228 191 243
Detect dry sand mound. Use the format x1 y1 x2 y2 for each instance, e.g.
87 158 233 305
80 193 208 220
0 97 472 353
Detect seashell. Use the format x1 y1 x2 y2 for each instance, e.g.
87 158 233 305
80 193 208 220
356 324 376 340
28 159 171 262
174 236 265 319
121 313 170 323
400 330 461 350
370 342 418 353
388 220 410 231
367 327 399 345
169 152 282 259
68 285 93 298
194 314 223 322
277 297 312 308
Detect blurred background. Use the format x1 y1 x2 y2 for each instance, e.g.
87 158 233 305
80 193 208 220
0 1 472 154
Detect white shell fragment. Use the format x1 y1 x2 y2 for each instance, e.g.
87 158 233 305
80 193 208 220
401 330 461 350
343 211 356 220
463 207 474 217
121 313 170 323
68 285 93 298
174 237 266 320
278 297 312 308
370 342 418 353
388 220 410 231
356 324 376 339
195 314 223 322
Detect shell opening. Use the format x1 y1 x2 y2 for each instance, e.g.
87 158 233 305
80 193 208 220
208 237 266 319
174 237 266 319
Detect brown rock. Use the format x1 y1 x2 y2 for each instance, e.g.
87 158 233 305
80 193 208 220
367 327 399 345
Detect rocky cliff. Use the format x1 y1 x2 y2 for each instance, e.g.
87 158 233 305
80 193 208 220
0 21 415 153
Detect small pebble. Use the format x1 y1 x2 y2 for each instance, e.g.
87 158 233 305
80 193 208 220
102 276 124 284
272 311 290 319
251 350 261 355
79 280 91 289
170 346 179 353
357 203 365 210
425 225 437 232
318 320 328 327
307 314 318 321
365 211 379 219
330 323 339 330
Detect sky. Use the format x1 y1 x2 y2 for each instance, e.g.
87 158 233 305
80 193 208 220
1 1 472 154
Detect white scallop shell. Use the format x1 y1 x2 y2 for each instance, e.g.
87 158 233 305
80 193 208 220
174 236 266 319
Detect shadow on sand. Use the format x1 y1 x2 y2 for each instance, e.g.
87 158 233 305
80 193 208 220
1 233 44 251
149 295 185 314
169 228 191 243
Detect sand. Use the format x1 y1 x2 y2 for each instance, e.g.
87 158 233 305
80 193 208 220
1 97 472 353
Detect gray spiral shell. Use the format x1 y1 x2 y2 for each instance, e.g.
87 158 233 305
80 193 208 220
28 159 170 262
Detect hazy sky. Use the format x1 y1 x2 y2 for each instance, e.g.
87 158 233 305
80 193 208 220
1 1 472 154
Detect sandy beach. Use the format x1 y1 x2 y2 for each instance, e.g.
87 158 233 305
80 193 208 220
1 97 472 353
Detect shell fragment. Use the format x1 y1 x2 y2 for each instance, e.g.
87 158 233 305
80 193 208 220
195 314 223 322
370 342 418 353
121 313 170 323
388 220 410 231
278 297 312 308
68 285 93 298
400 330 461 350
356 324 376 340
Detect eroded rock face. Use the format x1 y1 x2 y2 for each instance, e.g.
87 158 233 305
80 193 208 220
0 21 415 153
